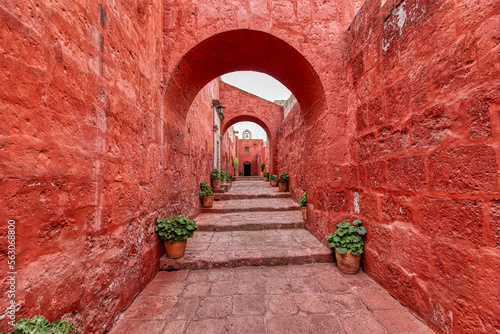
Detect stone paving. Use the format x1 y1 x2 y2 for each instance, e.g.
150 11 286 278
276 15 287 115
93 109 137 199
159 230 331 270
110 264 434 334
196 211 305 231
110 180 435 333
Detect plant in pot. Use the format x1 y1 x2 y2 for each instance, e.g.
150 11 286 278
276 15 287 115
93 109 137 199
263 170 270 181
299 191 307 221
326 219 367 274
155 215 198 259
260 162 265 174
277 171 289 192
270 174 278 187
200 181 214 208
224 172 233 183
211 168 222 188
232 157 239 176
239 170 244 176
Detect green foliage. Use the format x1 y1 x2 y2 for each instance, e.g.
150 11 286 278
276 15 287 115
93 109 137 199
0 315 77 334
299 191 307 207
277 171 288 183
155 215 198 243
222 172 232 181
232 157 239 174
211 168 222 180
326 219 367 256
263 171 269 177
238 170 243 176
270 175 277 180
260 162 265 172
199 181 213 200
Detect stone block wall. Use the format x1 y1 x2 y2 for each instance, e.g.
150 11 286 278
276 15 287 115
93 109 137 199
346 0 500 332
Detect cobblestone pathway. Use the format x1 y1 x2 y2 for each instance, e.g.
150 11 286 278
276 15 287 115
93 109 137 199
110 179 434 333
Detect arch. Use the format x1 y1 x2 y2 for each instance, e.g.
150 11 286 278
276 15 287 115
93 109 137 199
221 115 272 141
163 29 326 119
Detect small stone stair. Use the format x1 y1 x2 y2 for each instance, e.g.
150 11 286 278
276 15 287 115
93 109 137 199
159 180 331 271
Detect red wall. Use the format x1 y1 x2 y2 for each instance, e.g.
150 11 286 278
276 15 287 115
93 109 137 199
235 139 265 176
0 1 217 332
343 1 500 332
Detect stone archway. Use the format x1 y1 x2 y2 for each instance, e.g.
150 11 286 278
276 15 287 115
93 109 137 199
162 29 326 120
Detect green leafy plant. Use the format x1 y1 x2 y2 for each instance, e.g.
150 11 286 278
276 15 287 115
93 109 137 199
253 171 257 176
260 162 265 172
232 157 239 175
299 191 307 207
270 175 277 180
263 171 269 177
199 181 213 200
277 171 288 183
155 215 198 243
326 219 367 256
238 170 243 176
211 168 222 180
223 172 233 181
0 315 77 334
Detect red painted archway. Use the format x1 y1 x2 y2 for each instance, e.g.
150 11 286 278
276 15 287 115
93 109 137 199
163 29 326 120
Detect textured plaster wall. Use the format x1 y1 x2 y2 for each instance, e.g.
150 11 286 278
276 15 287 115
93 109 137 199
0 1 217 332
346 0 500 333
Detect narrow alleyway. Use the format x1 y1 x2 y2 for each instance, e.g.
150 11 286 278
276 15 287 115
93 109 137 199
109 179 434 333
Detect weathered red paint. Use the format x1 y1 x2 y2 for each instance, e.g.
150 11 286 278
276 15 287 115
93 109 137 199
1 0 499 333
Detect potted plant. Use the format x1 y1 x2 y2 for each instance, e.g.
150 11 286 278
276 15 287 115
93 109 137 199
224 172 233 183
263 170 270 181
277 171 288 192
260 162 265 175
232 157 239 176
239 170 244 176
211 168 222 188
200 181 214 208
299 191 307 221
155 215 198 259
270 175 278 187
326 219 367 274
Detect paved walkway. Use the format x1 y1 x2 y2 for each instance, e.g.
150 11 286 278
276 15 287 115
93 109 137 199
110 180 434 333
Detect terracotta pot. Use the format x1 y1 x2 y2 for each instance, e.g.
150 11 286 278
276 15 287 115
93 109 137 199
212 179 221 188
202 195 214 208
270 179 278 187
334 248 361 274
300 206 307 221
264 177 269 181
278 182 287 192
164 239 188 259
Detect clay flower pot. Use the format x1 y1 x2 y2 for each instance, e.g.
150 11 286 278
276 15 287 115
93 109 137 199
270 179 278 187
264 177 269 181
300 206 307 221
203 195 214 208
334 248 361 274
164 239 188 259
278 182 287 192
212 179 221 188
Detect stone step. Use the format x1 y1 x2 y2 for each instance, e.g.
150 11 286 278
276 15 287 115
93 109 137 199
196 211 305 231
214 192 291 200
234 176 265 181
159 229 332 271
201 198 300 213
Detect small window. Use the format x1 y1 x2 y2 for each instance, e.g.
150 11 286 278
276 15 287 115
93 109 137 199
245 147 249 153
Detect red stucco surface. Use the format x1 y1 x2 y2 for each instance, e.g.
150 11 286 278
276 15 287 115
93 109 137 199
1 0 499 333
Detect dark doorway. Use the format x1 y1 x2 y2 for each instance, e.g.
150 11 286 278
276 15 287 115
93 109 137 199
243 162 251 176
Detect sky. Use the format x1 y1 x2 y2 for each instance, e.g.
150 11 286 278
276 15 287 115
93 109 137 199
221 71 291 141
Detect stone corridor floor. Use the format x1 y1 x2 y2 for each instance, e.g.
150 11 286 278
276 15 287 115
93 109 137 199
109 265 434 334
109 180 434 333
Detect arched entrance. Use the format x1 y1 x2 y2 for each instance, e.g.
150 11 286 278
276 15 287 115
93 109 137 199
243 162 252 176
163 29 326 119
